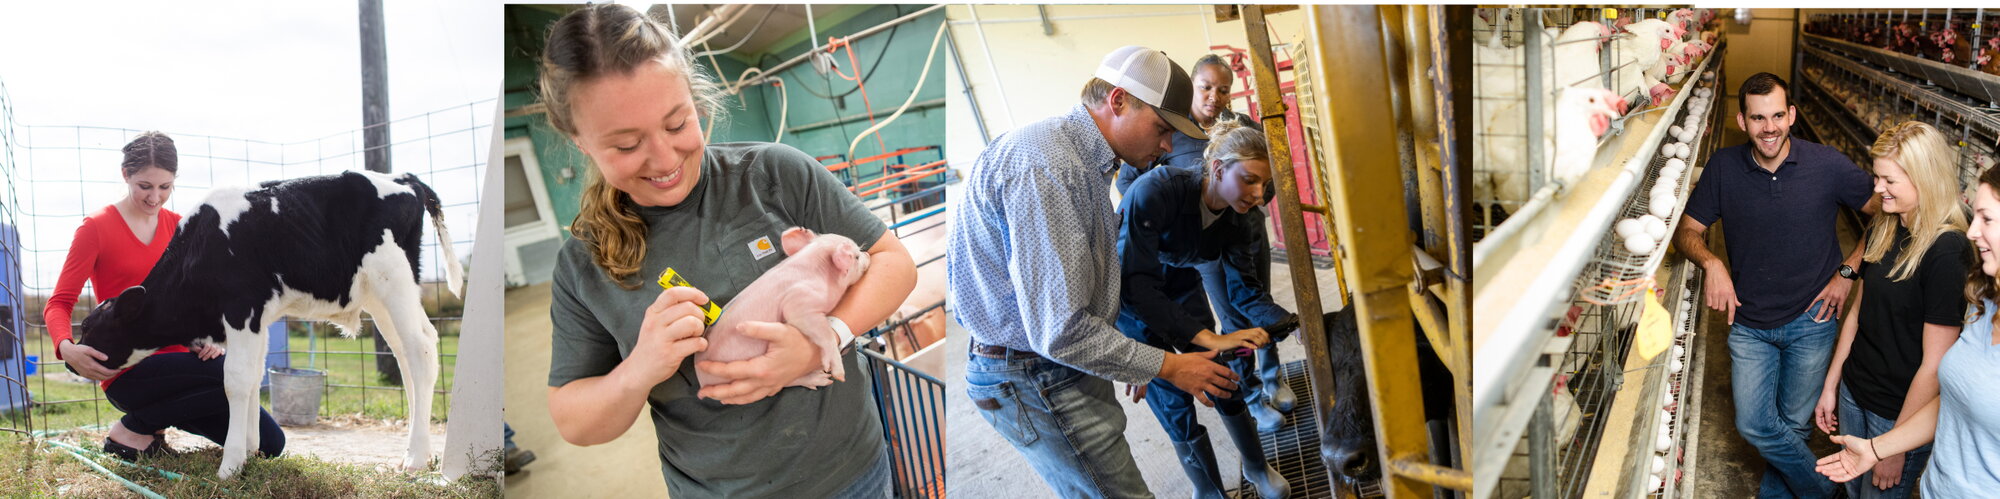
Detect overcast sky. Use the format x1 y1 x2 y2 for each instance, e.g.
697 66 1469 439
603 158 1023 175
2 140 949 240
1 0 501 292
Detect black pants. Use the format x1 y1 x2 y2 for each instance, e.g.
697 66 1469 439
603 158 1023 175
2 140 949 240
104 352 286 457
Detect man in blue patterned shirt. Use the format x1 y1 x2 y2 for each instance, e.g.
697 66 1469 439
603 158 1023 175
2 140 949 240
949 46 1250 498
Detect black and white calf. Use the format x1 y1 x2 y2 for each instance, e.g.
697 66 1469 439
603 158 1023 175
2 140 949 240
77 170 464 479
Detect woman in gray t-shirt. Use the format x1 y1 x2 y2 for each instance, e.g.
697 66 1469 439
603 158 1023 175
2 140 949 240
532 5 917 497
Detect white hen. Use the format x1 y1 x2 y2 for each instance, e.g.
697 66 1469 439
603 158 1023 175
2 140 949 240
1614 19 1679 105
1549 87 1629 189
1477 21 1613 207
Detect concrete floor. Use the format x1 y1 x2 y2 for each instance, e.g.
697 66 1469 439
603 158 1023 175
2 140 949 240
945 261 1346 498
501 283 669 498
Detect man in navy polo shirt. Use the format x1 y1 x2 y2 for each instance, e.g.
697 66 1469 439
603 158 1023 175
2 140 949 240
1673 72 1879 498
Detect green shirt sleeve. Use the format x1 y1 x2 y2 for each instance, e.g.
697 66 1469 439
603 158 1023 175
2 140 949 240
547 238 626 388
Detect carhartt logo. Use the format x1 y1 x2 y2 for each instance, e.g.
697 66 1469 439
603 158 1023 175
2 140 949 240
750 236 776 259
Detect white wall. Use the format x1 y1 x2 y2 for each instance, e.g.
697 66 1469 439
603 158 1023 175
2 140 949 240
943 5 1306 166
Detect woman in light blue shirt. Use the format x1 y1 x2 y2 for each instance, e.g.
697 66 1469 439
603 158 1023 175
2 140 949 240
1818 165 2000 495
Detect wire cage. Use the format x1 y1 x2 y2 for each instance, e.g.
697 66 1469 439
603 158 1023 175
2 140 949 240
1473 7 1707 240
2 92 493 440
1497 259 1703 499
1571 57 1726 308
1799 25 2000 198
1473 7 1598 238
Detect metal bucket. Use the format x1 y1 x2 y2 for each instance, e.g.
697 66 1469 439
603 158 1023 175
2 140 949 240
267 367 325 426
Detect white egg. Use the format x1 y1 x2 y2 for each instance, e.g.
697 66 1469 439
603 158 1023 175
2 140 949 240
1680 131 1697 144
1650 195 1676 218
1653 183 1676 200
1671 356 1685 373
1617 218 1645 238
1661 387 1675 405
1665 158 1687 171
1660 142 1676 158
1651 474 1665 491
1656 434 1674 452
1661 165 1684 181
1624 232 1657 254
1639 214 1667 239
1670 125 1685 137
1673 345 1686 359
1653 455 1667 474
1658 164 1682 179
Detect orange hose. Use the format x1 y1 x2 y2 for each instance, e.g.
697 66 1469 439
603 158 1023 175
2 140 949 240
856 167 948 198
828 36 890 158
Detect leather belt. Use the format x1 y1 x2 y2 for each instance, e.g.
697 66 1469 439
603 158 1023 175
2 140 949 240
970 340 1040 360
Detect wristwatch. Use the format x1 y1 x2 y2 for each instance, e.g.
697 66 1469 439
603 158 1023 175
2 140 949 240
1838 264 1858 280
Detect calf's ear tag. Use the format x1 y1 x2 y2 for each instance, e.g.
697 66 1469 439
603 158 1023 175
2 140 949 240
657 267 721 326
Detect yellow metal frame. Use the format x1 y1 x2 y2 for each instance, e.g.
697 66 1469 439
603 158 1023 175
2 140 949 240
1239 5 1471 497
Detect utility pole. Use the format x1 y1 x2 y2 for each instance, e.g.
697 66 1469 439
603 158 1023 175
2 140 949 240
360 0 401 385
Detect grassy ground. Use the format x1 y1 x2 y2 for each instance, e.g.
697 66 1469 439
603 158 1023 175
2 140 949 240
0 432 497 498
11 330 459 433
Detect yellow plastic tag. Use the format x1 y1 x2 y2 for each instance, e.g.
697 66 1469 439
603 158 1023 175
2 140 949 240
1603 8 1617 20
1658 11 1667 20
1633 287 1673 362
658 267 721 325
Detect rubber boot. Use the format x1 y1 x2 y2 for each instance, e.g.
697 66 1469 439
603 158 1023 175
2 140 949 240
1258 345 1296 413
1221 406 1292 499
1170 428 1228 499
1250 390 1287 433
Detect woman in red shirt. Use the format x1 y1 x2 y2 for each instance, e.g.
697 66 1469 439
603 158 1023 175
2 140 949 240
48 132 284 461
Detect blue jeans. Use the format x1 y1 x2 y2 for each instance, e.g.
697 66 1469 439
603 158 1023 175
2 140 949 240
1836 382 1931 499
1730 303 1839 499
965 351 1152 499
829 447 893 499
1144 354 1254 443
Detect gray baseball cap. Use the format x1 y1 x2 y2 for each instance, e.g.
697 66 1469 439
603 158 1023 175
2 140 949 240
1095 45 1207 140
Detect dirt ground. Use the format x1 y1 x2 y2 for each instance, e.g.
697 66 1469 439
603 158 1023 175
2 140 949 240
49 414 448 471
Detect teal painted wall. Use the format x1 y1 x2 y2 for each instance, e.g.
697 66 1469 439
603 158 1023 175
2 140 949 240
503 5 947 237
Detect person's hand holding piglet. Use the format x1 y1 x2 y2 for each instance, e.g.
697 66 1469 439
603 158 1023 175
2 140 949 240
696 320 823 404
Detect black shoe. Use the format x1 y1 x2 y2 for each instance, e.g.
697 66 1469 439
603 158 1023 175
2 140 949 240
102 436 171 462
102 437 142 461
504 447 537 475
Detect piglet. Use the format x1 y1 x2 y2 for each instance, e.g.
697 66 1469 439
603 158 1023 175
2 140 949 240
694 227 870 389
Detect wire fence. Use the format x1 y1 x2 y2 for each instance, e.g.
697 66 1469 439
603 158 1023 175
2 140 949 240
0 83 493 438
